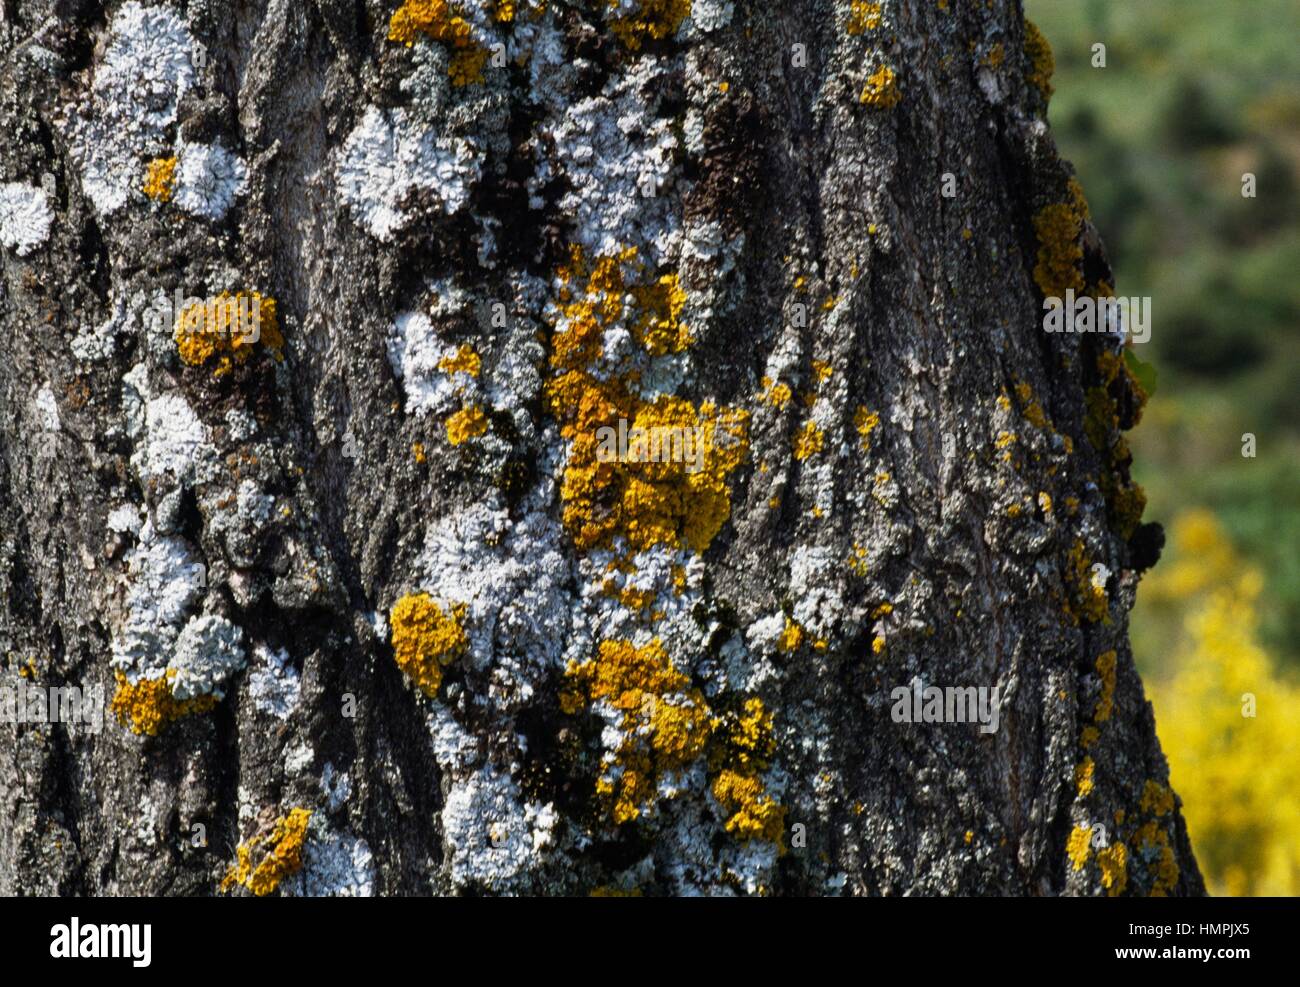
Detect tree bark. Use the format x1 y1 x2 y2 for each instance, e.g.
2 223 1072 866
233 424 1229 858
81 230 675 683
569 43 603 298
0 0 1203 896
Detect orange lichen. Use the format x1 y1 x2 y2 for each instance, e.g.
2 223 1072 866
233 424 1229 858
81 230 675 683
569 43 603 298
387 0 490 85
545 245 749 555
389 592 467 697
220 808 312 896
761 377 792 409
110 670 217 736
143 157 177 202
173 292 283 376
564 638 712 824
446 404 488 445
777 617 804 653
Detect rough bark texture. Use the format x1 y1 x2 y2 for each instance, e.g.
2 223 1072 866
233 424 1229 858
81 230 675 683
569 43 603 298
0 0 1204 896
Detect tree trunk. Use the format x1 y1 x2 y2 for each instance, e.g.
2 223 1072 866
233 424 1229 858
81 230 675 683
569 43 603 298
0 0 1203 896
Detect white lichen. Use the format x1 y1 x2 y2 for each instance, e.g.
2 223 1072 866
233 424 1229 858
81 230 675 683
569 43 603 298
173 141 248 220
337 106 481 241
0 183 53 255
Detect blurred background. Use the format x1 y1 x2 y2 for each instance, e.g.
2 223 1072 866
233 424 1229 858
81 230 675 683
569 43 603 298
1025 0 1300 896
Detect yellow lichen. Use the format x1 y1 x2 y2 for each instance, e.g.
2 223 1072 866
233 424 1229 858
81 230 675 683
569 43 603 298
143 157 177 202
110 670 217 736
388 592 467 697
565 638 712 824
173 292 283 376
761 377 792 409
608 0 691 51
777 617 804 653
1074 757 1095 798
860 64 901 108
1097 841 1128 896
854 406 880 451
1067 824 1092 870
387 0 490 85
1139 780 1174 818
711 768 786 844
545 245 749 555
846 0 882 34
1031 202 1084 297
1066 540 1109 624
220 808 312 896
446 404 488 445
792 420 824 460
438 342 481 377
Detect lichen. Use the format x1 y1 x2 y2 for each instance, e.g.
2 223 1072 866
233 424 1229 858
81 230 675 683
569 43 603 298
792 420 824 461
173 292 283 376
1074 757 1095 798
389 592 468 696
387 0 490 85
446 404 488 445
545 245 749 555
608 0 692 51
860 64 901 109
1097 841 1128 896
1031 202 1084 297
854 406 880 452
142 157 177 202
846 1 882 35
1067 823 1092 870
110 669 217 736
1093 648 1117 723
221 808 313 896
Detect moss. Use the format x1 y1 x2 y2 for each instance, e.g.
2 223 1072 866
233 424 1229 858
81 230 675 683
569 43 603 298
1023 18 1054 100
174 292 283 376
110 670 217 736
1093 648 1117 723
860 64 902 109
220 808 312 896
142 156 177 202
1031 202 1084 297
389 592 467 697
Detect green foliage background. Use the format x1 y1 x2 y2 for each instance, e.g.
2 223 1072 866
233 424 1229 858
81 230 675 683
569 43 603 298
1026 0 1300 895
